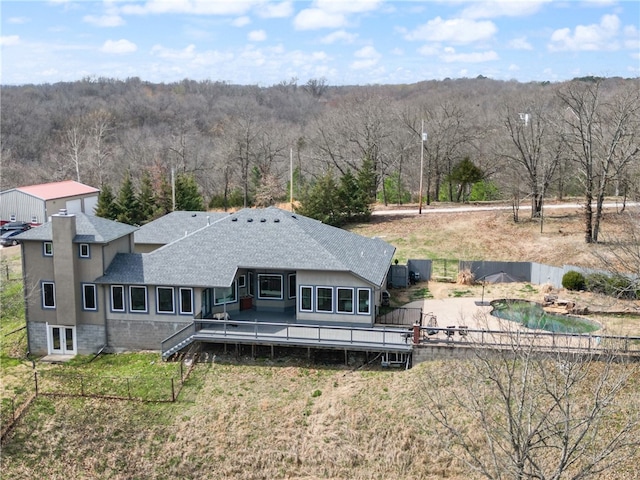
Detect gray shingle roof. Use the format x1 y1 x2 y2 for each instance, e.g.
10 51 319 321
15 213 137 243
134 211 228 245
97 207 395 288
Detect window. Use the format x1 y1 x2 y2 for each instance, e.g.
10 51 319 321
337 288 354 313
179 288 193 314
129 286 147 312
258 274 283 299
79 243 90 258
215 282 237 305
300 286 313 312
157 287 175 313
44 242 53 256
316 287 333 312
111 285 125 312
9 214 16 222
42 282 55 308
83 284 97 310
288 274 296 299
238 275 246 288
357 289 370 315
31 215 38 224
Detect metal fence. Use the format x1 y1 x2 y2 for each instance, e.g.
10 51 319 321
1 356 195 445
416 325 640 356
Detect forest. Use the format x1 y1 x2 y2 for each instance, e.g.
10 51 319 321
1 75 638 240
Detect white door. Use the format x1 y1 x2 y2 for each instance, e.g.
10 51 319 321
49 326 77 355
65 198 82 214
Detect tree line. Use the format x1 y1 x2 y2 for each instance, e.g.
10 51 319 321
1 75 638 240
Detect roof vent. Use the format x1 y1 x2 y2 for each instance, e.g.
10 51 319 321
260 218 266 223
291 215 297 219
232 217 238 222
247 218 253 222
59 208 68 216
192 213 197 217
207 216 210 225
274 218 280 223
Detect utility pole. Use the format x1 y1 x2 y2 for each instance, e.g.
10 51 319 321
290 147 294 211
418 120 427 214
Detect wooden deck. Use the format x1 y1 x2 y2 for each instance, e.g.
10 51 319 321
162 318 414 360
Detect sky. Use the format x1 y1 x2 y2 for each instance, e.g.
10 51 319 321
1 0 639 86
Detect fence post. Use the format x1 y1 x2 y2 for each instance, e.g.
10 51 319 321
171 378 175 402
180 361 184 383
127 378 131 400
80 375 84 396
34 371 38 396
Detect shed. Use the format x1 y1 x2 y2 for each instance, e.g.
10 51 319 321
0 180 100 225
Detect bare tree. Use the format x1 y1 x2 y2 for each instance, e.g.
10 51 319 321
420 316 640 479
557 80 640 243
62 117 87 182
502 102 561 219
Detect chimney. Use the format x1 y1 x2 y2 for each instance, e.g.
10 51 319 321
52 211 78 325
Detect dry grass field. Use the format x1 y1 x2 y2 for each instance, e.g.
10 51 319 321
2 204 640 480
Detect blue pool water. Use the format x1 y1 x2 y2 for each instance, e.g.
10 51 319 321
490 299 600 334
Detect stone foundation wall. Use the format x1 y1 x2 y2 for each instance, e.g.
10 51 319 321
107 318 191 351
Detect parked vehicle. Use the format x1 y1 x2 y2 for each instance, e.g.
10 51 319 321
0 222 31 234
0 230 23 247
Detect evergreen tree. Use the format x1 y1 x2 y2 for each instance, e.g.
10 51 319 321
175 173 205 211
297 170 341 226
94 183 118 220
339 170 371 223
115 171 141 225
449 157 484 203
156 174 174 216
357 155 377 204
137 171 158 223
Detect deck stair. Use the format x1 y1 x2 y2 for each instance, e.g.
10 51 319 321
162 335 196 360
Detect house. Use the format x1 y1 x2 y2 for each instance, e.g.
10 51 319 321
133 210 228 253
17 207 397 358
0 180 100 226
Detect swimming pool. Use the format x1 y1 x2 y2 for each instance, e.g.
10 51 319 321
490 299 600 334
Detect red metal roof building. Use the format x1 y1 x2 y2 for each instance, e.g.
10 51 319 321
1 180 100 225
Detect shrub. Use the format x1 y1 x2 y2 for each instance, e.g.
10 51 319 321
586 273 638 300
562 271 585 291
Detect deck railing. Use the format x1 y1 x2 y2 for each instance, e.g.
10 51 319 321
418 325 640 355
193 319 413 351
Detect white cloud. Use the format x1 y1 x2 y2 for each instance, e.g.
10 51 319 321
314 0 383 14
508 64 520 71
232 16 251 27
351 45 381 69
320 30 357 44
548 14 621 51
84 14 125 27
7 17 29 24
120 0 258 16
294 8 346 30
508 36 533 50
405 17 497 44
151 44 197 59
440 48 499 63
0 35 20 46
417 44 439 56
258 1 294 18
461 1 550 19
248 30 267 42
101 39 137 54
